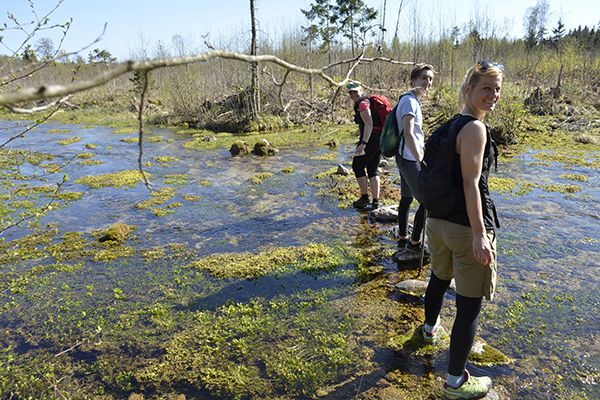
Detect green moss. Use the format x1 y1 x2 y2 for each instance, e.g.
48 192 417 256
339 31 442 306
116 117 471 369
541 183 581 194
92 245 135 262
489 177 518 193
469 342 513 366
112 127 135 134
48 128 71 134
310 152 338 161
135 187 176 209
560 173 588 182
183 195 200 202
154 156 179 163
55 191 83 201
75 152 95 159
142 246 167 261
79 159 103 166
151 208 175 217
249 172 273 185
186 243 343 279
85 143 97 149
75 170 150 188
281 166 295 173
163 174 188 185
96 223 136 243
183 124 356 151
138 292 361 399
57 137 81 146
198 179 211 187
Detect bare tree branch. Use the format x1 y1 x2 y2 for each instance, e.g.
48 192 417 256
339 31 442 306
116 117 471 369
3 95 72 114
0 50 414 107
0 106 63 147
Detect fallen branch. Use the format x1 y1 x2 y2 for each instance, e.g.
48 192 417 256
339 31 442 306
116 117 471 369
0 50 415 107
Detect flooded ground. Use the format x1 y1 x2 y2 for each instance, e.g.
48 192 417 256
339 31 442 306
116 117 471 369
0 120 598 399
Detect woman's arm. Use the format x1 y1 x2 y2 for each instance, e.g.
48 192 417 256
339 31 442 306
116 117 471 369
357 107 373 155
457 121 492 266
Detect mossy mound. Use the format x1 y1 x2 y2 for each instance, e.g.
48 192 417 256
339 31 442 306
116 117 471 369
252 139 278 156
229 140 251 156
97 223 136 243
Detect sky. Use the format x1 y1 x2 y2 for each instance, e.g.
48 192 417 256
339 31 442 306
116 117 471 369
0 0 598 60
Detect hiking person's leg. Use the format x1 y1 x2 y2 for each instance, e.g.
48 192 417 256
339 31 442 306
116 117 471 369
396 158 414 246
352 155 370 207
410 203 426 244
424 218 452 333
448 294 482 377
443 221 494 392
366 149 381 207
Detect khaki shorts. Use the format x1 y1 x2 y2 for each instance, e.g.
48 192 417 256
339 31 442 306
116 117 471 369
427 218 497 300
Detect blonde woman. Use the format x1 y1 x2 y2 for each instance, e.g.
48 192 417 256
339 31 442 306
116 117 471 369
422 61 503 400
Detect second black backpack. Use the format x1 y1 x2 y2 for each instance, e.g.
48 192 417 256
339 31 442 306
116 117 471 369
417 114 477 218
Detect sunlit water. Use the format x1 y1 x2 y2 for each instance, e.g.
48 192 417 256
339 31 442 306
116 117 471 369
1 120 598 398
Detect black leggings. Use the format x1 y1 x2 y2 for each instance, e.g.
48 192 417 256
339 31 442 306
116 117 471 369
398 196 425 242
424 273 483 376
352 139 381 179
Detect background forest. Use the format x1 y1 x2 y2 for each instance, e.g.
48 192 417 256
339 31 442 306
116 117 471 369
0 0 599 145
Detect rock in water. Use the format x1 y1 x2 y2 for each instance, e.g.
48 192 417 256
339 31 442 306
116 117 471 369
392 248 430 269
336 164 350 175
395 279 428 295
369 204 399 222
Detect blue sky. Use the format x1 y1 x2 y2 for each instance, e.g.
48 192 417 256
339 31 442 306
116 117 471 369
0 0 598 60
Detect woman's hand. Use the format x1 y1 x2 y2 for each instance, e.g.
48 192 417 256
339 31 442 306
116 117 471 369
472 234 493 266
356 143 366 156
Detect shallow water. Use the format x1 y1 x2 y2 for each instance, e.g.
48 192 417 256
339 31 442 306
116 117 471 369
1 120 598 399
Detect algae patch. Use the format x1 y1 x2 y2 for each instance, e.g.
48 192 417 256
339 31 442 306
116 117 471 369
75 170 150 188
187 243 344 279
138 292 362 398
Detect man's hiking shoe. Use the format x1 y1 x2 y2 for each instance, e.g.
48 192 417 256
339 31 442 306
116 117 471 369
371 199 379 210
397 237 409 248
406 241 430 257
422 324 445 344
443 370 492 400
352 195 370 209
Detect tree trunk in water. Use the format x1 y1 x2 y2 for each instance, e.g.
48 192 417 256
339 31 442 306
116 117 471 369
249 0 260 120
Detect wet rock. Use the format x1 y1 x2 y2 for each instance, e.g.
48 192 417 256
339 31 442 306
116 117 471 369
325 139 338 148
336 163 350 175
369 204 398 222
252 139 278 156
395 279 428 295
395 277 455 295
229 140 250 156
202 135 217 142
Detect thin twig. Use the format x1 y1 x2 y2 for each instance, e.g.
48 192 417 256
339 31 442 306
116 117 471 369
0 175 66 236
137 70 152 190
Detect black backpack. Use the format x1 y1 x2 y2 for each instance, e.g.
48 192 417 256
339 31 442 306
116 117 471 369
417 114 477 217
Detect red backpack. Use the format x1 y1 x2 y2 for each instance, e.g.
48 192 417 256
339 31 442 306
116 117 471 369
354 95 392 133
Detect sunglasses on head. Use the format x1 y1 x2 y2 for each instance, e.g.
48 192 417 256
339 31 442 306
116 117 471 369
476 60 504 72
